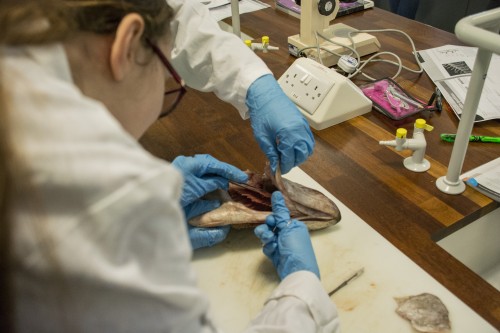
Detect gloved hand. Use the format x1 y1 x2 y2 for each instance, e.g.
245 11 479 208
246 74 315 174
172 154 248 207
254 191 320 280
184 199 230 250
172 154 247 250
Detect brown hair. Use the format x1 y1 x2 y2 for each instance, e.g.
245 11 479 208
0 59 15 333
0 0 173 45
0 1 173 331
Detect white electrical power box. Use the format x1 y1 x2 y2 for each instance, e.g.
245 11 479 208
278 57 372 130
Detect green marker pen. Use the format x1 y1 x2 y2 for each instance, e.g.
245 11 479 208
440 133 500 143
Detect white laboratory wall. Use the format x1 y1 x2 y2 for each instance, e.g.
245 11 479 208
438 206 500 291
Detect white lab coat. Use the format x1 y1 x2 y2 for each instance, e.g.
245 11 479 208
3 7 339 333
167 0 272 119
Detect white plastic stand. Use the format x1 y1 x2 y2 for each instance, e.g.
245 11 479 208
231 0 241 38
436 8 500 195
404 155 430 173
287 0 380 67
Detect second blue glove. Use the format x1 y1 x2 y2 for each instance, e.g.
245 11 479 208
172 154 248 207
185 199 230 250
246 74 315 174
254 191 320 280
172 154 248 250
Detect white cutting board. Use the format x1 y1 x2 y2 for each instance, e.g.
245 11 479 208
192 168 497 333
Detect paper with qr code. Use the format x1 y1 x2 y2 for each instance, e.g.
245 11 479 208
417 45 500 122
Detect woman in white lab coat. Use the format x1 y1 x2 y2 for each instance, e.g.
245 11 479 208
0 1 339 332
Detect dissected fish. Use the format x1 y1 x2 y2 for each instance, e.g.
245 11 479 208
188 164 341 230
395 293 451 333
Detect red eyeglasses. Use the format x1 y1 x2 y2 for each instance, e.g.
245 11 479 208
146 38 187 119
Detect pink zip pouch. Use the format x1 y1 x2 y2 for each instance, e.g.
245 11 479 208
360 78 436 120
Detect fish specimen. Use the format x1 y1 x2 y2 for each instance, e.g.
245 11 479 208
188 165 341 230
395 293 451 333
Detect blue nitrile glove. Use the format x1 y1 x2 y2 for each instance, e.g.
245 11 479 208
172 154 247 250
246 74 315 174
184 199 230 250
172 154 248 207
254 191 320 280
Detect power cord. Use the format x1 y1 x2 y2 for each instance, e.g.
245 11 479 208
297 27 424 81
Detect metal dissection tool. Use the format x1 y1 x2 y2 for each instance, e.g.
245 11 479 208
328 267 364 296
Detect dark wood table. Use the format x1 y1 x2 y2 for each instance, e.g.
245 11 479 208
140 4 500 329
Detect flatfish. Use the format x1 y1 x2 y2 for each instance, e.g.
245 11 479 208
395 293 451 333
188 164 341 230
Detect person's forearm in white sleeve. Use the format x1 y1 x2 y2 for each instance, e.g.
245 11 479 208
166 0 272 118
245 272 340 333
165 0 316 175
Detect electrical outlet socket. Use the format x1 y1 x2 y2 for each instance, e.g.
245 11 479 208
278 57 372 130
279 58 336 115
